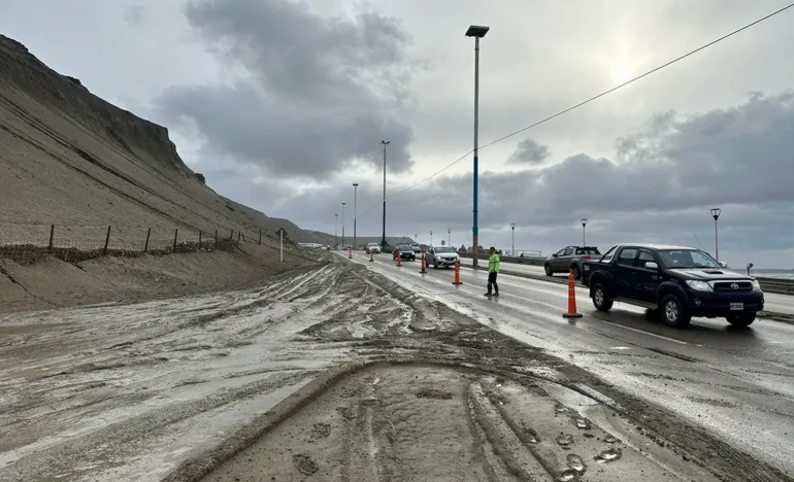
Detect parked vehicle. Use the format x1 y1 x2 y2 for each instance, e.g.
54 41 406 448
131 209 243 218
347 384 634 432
544 246 600 279
410 242 422 253
425 245 459 268
393 244 416 261
366 242 382 254
582 244 764 327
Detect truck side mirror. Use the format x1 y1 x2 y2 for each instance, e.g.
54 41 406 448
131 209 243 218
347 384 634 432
720 261 728 269
552 253 558 258
645 262 659 270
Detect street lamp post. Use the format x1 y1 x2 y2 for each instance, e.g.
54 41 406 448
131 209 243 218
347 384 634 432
341 202 347 248
448 228 451 246
353 183 359 250
581 218 588 246
381 140 390 249
511 223 516 256
334 213 338 248
711 208 721 262
430 230 433 246
466 24 489 269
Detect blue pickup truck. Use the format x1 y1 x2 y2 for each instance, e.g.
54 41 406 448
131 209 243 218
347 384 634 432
582 244 764 327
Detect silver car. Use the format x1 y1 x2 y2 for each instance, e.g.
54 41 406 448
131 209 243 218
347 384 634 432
425 246 459 268
545 245 600 279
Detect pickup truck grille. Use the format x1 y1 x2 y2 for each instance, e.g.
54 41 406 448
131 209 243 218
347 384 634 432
713 281 752 292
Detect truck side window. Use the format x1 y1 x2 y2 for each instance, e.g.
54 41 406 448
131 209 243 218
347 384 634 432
617 248 638 266
636 250 655 268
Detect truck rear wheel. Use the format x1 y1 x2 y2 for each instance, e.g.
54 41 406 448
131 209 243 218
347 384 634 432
592 284 613 311
726 313 755 327
660 294 691 327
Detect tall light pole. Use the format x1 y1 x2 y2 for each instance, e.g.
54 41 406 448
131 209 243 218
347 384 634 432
380 140 390 249
341 202 347 248
430 230 433 246
711 208 721 262
581 218 588 246
448 228 451 246
352 183 359 250
334 213 338 248
511 223 516 256
466 24 489 268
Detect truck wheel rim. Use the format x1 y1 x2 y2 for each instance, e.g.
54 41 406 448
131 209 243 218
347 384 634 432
594 288 604 306
665 300 679 321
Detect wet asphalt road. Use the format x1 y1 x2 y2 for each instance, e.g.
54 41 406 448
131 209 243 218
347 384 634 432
343 252 794 478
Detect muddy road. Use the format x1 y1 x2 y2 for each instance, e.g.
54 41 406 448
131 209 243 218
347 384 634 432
0 257 791 481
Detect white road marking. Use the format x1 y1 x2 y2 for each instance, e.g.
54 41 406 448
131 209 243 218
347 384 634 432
596 319 689 345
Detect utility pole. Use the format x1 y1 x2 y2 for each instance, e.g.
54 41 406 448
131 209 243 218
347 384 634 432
466 25 489 268
341 202 347 248
381 140 390 249
511 223 516 256
711 208 721 262
353 183 359 250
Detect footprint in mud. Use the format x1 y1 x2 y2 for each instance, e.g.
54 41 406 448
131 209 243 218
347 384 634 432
293 454 319 476
556 433 574 448
603 434 620 444
557 469 580 482
566 453 586 474
594 447 622 463
311 423 331 439
524 427 540 444
415 388 454 400
360 397 380 407
574 417 592 430
554 403 567 413
335 406 356 420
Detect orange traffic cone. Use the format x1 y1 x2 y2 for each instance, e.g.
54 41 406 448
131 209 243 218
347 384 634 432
419 253 427 273
348 248 352 259
562 270 582 318
452 257 463 285
395 249 402 267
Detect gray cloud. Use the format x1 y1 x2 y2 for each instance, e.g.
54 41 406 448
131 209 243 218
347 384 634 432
156 0 414 178
508 137 550 164
123 5 145 27
239 91 794 265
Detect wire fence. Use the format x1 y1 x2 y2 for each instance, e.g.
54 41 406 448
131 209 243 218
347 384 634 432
0 223 278 265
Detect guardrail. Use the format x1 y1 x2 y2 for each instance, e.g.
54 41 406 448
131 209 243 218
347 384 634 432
757 277 794 295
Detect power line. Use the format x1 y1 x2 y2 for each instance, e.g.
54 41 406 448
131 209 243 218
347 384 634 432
365 1 794 210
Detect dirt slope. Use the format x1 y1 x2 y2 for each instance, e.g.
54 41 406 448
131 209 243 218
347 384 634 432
0 34 318 246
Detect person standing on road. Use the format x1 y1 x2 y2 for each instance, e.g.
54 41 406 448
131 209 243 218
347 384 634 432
485 246 500 297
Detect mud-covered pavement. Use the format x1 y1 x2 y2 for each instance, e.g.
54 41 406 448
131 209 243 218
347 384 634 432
0 258 790 481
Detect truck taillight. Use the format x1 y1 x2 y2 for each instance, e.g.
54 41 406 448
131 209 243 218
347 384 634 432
583 256 591 261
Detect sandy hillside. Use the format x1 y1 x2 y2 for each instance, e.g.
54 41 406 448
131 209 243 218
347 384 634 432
0 34 326 248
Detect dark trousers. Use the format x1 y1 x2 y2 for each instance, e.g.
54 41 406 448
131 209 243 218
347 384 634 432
487 272 499 294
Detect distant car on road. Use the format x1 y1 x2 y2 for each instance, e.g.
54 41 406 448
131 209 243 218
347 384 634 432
425 245 459 269
366 243 382 254
544 246 600 279
393 244 416 261
410 242 422 253
582 244 764 327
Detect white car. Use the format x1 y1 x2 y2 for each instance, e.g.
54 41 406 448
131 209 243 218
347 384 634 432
424 246 459 268
366 243 382 254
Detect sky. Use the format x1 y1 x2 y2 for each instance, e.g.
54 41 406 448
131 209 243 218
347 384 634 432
2 0 794 268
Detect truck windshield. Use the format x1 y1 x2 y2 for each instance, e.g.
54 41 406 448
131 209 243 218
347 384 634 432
657 249 720 269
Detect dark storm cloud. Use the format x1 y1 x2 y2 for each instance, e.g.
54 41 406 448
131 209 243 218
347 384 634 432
508 137 550 164
157 0 414 177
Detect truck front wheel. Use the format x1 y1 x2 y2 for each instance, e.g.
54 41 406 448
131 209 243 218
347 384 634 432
660 294 691 327
592 284 613 311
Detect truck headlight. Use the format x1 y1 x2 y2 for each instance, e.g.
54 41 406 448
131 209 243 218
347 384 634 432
751 280 762 292
685 280 713 292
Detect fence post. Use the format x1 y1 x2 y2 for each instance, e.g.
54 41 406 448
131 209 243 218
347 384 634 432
144 227 151 252
48 224 54 250
198 231 202 244
259 228 262 245
215 230 218 243
173 229 178 251
103 226 111 255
